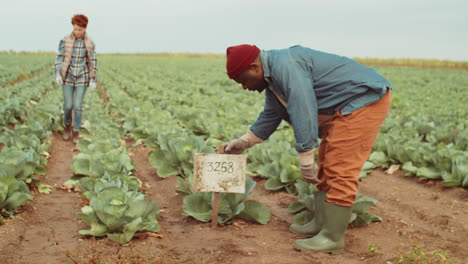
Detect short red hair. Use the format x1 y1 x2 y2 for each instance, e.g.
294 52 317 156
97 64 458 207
71 14 88 28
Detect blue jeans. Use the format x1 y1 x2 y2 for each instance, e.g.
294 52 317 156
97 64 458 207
62 84 87 132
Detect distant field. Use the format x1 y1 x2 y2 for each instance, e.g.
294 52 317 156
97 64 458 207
2 51 467 70
1 54 467 264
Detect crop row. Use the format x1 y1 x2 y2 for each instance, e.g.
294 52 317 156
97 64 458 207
97 56 381 227
1 69 63 219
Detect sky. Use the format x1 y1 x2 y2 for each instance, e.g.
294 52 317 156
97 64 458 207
1 0 467 61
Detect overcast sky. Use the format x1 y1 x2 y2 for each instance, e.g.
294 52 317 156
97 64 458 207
1 0 467 60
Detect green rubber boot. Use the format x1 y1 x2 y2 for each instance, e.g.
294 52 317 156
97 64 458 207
294 202 352 255
289 191 326 236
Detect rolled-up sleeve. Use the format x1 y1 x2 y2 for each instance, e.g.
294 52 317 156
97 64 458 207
54 39 65 75
249 88 287 140
279 63 319 152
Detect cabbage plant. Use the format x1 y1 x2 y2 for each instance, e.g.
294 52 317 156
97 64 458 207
77 186 160 244
148 132 214 178
182 177 270 225
0 175 32 218
289 181 382 227
247 139 301 194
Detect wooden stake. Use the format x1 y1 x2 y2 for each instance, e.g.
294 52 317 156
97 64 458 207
210 144 227 228
211 192 220 228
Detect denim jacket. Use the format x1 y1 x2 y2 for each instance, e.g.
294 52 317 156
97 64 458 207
249 45 392 153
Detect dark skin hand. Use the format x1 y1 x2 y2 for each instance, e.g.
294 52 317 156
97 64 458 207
233 55 269 93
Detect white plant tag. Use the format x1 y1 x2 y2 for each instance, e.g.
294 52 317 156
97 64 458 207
193 153 246 193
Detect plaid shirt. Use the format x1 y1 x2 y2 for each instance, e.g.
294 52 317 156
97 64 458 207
55 37 97 86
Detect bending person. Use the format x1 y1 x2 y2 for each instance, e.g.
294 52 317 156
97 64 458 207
218 44 392 254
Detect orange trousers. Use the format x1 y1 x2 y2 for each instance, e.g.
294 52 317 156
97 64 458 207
316 90 391 207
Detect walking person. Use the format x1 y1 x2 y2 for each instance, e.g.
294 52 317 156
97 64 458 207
55 14 97 143
218 44 392 254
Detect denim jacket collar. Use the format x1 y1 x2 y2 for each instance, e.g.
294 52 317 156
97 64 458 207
261 50 272 82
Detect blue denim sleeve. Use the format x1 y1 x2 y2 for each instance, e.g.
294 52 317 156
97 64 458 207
281 63 319 152
249 88 287 140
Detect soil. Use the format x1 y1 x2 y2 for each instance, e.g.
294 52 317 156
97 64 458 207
1 79 466 264
0 134 466 264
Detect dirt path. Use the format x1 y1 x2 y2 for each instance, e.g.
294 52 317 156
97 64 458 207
1 80 466 263
0 133 82 264
58 143 466 264
1 137 466 263
354 169 468 262
2 67 49 88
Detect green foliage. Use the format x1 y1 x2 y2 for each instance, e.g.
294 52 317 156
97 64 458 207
370 67 468 186
248 139 301 194
36 182 52 194
0 175 33 218
0 54 51 86
78 172 141 200
0 148 39 183
71 141 135 178
0 68 63 218
0 125 52 183
77 187 160 244
148 132 214 178
287 180 317 214
175 176 193 196
63 56 466 241
367 243 382 257
396 245 458 264
68 92 161 245
360 151 390 178
289 181 382 227
182 177 271 225
349 194 382 227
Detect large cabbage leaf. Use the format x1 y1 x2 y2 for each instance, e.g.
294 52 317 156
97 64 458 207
77 187 160 244
0 175 33 218
182 177 270 225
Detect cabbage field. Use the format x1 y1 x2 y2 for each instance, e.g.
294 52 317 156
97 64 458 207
0 53 467 264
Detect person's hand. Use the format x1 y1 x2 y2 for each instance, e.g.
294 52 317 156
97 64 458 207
216 131 263 154
300 164 319 184
89 81 96 92
215 144 226 154
218 138 250 154
55 74 63 85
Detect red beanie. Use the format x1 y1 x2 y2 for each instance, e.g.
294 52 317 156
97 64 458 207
226 44 260 79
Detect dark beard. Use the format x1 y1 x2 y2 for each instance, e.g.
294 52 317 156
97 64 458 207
255 80 268 93
255 86 266 93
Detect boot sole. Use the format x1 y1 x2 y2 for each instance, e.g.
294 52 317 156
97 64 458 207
289 227 319 236
289 220 321 236
295 247 343 255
